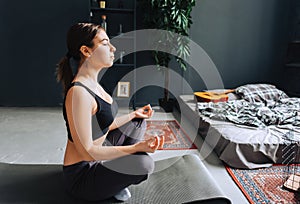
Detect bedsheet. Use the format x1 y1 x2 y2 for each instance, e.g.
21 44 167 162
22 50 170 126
178 95 300 169
197 98 300 128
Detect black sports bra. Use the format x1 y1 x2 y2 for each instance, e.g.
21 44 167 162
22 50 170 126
63 82 117 142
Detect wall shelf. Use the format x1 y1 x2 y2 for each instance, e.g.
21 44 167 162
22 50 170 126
113 63 135 67
91 8 134 14
286 63 300 68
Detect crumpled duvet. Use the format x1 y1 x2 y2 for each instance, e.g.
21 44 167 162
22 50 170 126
197 98 300 128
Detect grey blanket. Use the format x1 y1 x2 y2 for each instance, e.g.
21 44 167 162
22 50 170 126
197 98 300 128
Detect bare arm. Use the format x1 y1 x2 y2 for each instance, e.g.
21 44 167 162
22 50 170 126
109 104 154 130
66 88 160 161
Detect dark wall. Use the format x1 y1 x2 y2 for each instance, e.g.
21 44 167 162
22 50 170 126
0 0 89 106
187 0 291 92
134 0 292 106
0 0 292 106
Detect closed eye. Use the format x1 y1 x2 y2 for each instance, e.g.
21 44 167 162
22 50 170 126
100 39 109 45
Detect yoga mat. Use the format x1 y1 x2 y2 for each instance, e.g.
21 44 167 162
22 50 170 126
0 155 231 204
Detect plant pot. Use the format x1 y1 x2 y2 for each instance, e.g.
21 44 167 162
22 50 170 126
158 98 175 112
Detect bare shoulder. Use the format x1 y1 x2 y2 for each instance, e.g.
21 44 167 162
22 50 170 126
66 85 89 97
65 86 94 106
65 86 97 113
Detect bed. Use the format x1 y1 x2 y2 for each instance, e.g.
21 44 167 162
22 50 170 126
178 84 300 169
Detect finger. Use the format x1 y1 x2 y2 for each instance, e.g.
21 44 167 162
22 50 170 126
149 110 154 117
143 109 153 117
147 136 156 147
151 136 160 151
143 104 149 108
142 110 153 118
143 109 149 115
144 104 151 109
158 135 165 149
136 111 150 119
143 104 152 112
149 136 158 149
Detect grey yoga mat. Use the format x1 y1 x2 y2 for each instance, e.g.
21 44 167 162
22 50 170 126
0 154 231 204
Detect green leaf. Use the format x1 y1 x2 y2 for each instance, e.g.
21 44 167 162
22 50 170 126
141 0 195 71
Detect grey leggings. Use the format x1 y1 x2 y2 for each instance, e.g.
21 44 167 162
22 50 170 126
63 119 154 201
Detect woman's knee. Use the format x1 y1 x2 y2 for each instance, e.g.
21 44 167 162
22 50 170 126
132 118 146 129
103 153 154 176
135 153 154 174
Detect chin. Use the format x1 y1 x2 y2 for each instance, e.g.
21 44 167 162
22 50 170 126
105 63 114 68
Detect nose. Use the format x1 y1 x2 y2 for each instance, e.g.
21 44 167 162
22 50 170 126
110 43 116 53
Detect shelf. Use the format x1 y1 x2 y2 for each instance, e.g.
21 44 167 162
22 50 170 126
113 63 134 67
91 7 134 14
286 63 300 68
289 40 300 44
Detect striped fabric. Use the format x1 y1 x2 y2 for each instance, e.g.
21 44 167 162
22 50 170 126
197 98 300 128
235 84 288 103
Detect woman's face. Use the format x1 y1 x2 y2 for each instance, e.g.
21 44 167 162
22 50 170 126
89 30 116 68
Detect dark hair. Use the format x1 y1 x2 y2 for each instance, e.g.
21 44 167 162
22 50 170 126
56 23 103 94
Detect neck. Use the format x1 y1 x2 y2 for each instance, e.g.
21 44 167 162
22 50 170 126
76 60 103 83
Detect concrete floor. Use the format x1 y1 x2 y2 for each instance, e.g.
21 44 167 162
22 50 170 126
0 107 249 204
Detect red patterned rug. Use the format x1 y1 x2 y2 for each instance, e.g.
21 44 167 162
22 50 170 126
144 120 197 150
226 164 300 204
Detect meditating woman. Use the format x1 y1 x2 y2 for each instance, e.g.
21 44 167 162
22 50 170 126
56 22 164 202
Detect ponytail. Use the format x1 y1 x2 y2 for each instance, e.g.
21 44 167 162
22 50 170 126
56 55 74 95
56 23 102 95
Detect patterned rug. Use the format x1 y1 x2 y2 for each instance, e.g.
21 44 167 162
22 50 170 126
226 164 300 204
144 120 197 150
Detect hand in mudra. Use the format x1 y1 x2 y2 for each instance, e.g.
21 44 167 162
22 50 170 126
134 104 154 119
135 135 165 153
149 135 165 150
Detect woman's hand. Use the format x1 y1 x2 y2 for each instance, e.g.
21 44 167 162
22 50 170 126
134 136 165 153
134 104 154 119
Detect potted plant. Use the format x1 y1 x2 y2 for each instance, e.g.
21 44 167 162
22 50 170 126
139 0 196 112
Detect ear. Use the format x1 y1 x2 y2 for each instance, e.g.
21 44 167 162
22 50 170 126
80 45 91 58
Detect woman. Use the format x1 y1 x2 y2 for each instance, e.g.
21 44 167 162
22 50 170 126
56 23 164 202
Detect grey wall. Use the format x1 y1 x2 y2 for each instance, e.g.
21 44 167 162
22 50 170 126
0 0 89 106
186 0 291 92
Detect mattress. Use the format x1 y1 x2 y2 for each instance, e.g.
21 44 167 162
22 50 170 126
178 95 300 169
